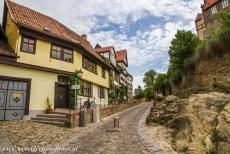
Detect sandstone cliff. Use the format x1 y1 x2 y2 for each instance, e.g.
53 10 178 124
147 92 230 153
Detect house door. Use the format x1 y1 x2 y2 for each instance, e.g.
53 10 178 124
0 79 28 120
55 84 68 108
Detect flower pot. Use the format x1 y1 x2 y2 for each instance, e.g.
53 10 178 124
46 108 54 114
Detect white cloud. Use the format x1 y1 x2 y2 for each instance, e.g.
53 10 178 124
10 0 202 34
133 76 144 90
0 0 203 90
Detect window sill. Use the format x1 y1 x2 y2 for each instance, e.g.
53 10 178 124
50 57 73 63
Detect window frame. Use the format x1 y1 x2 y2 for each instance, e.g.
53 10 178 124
50 44 74 63
20 35 37 54
222 0 229 8
98 86 105 98
82 57 97 74
211 5 217 14
79 80 92 97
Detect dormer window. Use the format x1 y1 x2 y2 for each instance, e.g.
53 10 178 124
51 44 73 62
20 35 36 54
222 0 229 8
211 5 217 14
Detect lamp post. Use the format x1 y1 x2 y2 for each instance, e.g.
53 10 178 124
71 69 83 127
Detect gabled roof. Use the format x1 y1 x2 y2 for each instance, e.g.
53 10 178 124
95 46 114 53
4 0 106 65
115 50 127 62
195 13 204 22
202 0 220 10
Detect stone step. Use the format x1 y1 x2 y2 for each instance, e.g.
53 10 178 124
31 120 65 127
31 117 66 122
52 111 69 115
37 114 67 119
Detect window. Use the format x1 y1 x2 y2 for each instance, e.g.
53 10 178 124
98 86 105 98
211 5 217 14
82 57 97 74
222 0 229 8
20 36 36 53
102 68 106 78
51 44 73 62
80 80 92 97
58 75 69 84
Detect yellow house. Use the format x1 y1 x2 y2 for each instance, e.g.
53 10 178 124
0 0 110 120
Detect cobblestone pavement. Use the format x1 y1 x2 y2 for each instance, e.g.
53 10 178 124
0 128 18 154
61 102 152 154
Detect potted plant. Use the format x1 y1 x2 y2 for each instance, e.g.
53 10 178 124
46 97 53 114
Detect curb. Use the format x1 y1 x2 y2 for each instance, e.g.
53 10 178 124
137 102 173 154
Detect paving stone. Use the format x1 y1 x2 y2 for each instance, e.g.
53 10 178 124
53 103 152 154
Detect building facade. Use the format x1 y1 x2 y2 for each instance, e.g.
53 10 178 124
195 13 207 40
0 0 110 120
95 46 133 102
195 0 230 40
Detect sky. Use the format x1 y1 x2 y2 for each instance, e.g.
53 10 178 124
0 0 203 89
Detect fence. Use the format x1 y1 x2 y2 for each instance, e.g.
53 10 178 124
66 101 141 128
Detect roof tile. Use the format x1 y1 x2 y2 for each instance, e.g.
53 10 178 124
5 0 104 63
202 0 220 10
115 50 127 62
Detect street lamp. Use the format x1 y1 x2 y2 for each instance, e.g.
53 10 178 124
71 69 83 127
77 69 83 78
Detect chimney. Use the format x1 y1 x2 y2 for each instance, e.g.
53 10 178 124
81 34 87 40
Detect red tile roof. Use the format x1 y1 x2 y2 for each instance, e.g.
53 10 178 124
115 50 127 62
195 13 204 22
95 46 113 53
5 0 104 63
202 0 221 10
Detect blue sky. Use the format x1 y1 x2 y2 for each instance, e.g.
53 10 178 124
0 0 203 89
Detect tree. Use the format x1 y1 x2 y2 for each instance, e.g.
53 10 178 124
168 30 200 85
154 73 170 96
134 85 144 100
142 69 157 100
143 69 157 87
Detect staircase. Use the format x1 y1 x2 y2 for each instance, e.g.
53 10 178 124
31 113 67 127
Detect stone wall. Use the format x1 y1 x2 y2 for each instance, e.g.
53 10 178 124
173 52 230 97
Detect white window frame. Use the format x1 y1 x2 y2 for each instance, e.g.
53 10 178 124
211 5 217 14
222 0 229 8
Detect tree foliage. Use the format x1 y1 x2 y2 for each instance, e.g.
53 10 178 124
143 69 157 87
168 30 200 84
134 85 144 99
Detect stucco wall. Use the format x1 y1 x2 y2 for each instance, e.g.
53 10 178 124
5 11 19 50
0 64 57 111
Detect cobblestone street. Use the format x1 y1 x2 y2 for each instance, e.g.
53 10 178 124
60 102 152 154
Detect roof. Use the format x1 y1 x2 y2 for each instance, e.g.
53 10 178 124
195 13 203 22
115 50 127 62
202 0 220 10
5 0 105 65
95 46 114 53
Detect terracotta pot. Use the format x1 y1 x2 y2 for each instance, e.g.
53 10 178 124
46 108 54 114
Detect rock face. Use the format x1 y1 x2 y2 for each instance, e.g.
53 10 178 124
147 92 230 153
172 52 230 97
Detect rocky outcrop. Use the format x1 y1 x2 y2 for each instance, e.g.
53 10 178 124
172 52 230 98
147 92 230 153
